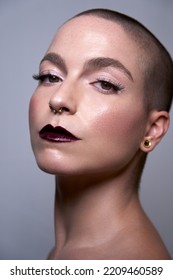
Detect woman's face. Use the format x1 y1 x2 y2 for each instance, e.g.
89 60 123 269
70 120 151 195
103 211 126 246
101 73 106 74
29 16 148 175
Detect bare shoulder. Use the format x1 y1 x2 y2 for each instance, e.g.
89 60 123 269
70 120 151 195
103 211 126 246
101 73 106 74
47 208 171 260
110 211 171 260
48 226 171 260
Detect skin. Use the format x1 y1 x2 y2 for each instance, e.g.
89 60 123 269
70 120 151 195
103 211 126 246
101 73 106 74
29 15 170 259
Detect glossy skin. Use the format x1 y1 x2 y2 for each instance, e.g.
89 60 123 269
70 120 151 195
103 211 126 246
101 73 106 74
29 17 148 175
29 15 170 259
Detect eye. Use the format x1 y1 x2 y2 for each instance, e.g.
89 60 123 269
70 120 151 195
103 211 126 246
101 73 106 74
91 79 124 94
33 73 63 85
100 81 116 91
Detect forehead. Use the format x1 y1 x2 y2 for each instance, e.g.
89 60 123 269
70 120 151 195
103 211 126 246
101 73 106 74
47 16 143 83
49 15 139 57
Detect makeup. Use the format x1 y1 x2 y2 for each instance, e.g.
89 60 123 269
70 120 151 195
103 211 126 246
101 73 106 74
39 124 80 143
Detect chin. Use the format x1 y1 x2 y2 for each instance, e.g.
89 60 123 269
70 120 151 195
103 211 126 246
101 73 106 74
34 157 67 175
34 157 100 177
34 153 82 176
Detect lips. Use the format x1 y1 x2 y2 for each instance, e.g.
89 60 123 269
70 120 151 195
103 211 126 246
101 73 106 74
39 124 80 142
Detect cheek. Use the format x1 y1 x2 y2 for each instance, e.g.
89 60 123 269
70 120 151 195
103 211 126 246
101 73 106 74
86 105 146 172
28 94 40 149
29 95 37 124
90 105 145 147
28 93 46 150
29 92 45 129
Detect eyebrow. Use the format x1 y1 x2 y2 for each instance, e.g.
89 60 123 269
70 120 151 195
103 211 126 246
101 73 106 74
84 57 134 82
40 52 133 82
40 52 67 73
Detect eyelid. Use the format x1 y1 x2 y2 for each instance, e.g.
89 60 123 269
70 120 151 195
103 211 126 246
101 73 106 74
32 72 64 86
38 69 64 79
97 76 124 87
33 68 64 80
88 72 125 86
91 75 125 93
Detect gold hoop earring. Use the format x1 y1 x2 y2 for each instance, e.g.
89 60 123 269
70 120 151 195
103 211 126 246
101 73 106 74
144 139 152 148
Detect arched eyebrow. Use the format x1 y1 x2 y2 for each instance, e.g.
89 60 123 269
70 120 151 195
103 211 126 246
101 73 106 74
40 52 133 82
83 57 134 82
40 52 67 74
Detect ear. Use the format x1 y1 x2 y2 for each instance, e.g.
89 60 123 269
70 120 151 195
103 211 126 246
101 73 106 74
140 110 170 153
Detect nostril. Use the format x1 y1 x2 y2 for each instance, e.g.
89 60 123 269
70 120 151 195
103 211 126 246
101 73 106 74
49 103 70 114
62 107 69 112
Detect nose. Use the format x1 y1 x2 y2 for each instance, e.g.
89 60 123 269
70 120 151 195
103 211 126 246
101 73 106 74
49 80 77 115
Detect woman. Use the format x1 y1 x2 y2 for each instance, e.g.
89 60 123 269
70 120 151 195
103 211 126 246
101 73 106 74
29 9 173 259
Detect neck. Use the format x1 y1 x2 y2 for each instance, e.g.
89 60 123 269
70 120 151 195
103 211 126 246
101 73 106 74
52 170 141 258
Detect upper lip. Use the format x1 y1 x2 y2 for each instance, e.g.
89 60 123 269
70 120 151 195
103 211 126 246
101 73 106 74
39 124 80 142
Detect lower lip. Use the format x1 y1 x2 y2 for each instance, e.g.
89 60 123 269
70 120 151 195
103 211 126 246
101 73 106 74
39 132 79 143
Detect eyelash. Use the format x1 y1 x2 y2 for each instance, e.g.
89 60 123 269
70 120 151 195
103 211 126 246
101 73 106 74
32 73 63 84
32 73 125 94
91 78 124 94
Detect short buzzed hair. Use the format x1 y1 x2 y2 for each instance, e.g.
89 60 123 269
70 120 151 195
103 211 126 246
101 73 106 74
73 9 173 113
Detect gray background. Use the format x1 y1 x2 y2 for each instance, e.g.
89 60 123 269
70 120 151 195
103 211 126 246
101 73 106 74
0 0 172 260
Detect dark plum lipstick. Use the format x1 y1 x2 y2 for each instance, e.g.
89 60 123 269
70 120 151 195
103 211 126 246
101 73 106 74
39 124 80 143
